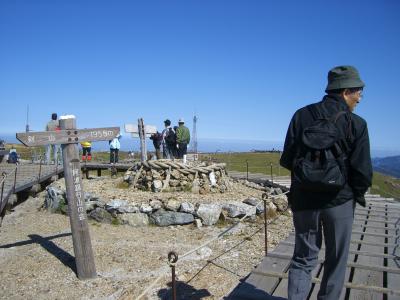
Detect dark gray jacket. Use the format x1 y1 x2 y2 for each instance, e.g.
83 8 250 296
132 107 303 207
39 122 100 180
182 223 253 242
280 94 372 211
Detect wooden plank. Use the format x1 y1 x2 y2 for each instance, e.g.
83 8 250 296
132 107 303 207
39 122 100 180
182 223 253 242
250 270 400 297
351 230 400 239
366 202 400 209
384 204 400 300
273 254 323 298
16 127 120 146
354 218 398 225
355 212 400 219
348 211 386 299
283 233 398 249
244 242 294 294
353 222 399 231
357 208 400 215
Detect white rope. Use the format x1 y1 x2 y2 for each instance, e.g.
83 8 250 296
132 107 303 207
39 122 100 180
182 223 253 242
0 165 18 185
136 189 290 299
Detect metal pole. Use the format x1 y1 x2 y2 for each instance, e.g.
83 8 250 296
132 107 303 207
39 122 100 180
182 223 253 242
262 193 268 256
0 172 7 226
270 162 273 184
55 155 58 177
168 251 178 300
38 155 43 182
13 163 18 193
60 116 97 280
246 160 249 181
1 172 6 207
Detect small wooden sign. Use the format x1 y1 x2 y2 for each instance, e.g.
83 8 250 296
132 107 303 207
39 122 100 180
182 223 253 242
125 120 157 162
16 127 120 146
124 124 157 137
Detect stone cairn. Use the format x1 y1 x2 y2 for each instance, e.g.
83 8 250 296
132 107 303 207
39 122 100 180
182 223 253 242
123 160 230 194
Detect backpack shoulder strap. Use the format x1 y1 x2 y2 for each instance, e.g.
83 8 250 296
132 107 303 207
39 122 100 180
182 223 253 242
307 104 323 121
332 111 347 123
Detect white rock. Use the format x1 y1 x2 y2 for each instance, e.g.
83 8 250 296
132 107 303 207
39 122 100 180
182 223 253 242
222 202 256 218
152 180 163 192
195 219 202 228
195 204 221 226
120 213 149 227
180 202 195 214
165 199 180 211
140 203 153 213
149 199 163 210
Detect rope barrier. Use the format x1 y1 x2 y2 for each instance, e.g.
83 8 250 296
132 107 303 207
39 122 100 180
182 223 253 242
136 189 290 299
0 164 18 186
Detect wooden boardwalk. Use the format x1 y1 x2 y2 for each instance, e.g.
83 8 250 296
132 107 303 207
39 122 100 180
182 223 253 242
0 162 63 214
226 174 400 299
0 161 131 216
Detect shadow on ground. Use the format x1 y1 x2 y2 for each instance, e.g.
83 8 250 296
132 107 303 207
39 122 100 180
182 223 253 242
158 280 211 300
0 232 76 275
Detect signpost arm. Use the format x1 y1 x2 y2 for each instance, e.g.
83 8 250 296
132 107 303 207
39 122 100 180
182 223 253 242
138 118 147 162
60 117 97 280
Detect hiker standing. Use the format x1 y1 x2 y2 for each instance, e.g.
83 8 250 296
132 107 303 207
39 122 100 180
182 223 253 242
45 113 60 164
280 66 372 299
80 141 92 161
109 134 122 163
150 131 162 159
162 119 176 159
175 118 190 159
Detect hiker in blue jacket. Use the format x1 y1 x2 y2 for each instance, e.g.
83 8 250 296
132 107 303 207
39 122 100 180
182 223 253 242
109 134 122 163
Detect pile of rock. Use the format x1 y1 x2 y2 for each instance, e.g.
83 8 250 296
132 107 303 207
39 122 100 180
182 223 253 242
123 160 231 194
44 186 289 227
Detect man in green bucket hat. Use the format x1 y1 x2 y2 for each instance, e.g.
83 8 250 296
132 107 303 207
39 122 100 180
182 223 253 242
280 65 372 299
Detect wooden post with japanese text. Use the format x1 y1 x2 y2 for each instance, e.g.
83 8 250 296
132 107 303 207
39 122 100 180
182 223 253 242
59 117 96 280
17 116 120 280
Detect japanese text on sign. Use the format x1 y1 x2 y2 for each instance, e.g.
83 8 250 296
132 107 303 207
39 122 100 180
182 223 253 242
71 164 86 221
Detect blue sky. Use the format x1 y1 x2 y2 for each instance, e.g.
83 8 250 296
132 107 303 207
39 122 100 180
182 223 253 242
1 0 399 155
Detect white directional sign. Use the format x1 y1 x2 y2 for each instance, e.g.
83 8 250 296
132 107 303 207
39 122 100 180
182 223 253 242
16 127 120 146
124 124 157 137
125 119 156 162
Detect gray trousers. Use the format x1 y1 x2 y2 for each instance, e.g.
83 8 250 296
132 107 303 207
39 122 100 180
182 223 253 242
288 200 354 300
46 144 60 164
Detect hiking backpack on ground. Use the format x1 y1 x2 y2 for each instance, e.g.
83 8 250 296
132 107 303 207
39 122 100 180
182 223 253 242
292 105 352 193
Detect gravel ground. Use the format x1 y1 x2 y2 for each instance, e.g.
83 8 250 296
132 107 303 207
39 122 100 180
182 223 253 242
0 175 293 300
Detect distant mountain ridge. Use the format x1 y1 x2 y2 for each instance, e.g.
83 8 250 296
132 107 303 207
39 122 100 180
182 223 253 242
372 155 400 178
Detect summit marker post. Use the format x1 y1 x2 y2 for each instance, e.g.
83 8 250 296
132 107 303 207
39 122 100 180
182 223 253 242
17 116 120 280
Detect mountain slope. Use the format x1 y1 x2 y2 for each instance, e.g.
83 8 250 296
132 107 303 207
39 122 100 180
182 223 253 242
372 155 400 178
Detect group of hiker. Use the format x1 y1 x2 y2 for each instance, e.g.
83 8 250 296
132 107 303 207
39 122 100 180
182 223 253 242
150 118 191 160
44 113 190 164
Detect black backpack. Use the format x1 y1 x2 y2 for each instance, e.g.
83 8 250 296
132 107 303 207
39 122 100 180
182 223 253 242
165 128 176 145
8 151 18 164
292 105 352 193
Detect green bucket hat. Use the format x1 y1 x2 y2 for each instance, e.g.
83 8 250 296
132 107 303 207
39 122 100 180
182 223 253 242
325 65 365 92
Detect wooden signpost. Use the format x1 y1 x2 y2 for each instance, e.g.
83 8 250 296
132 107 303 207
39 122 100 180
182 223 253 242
17 116 120 280
124 118 157 162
